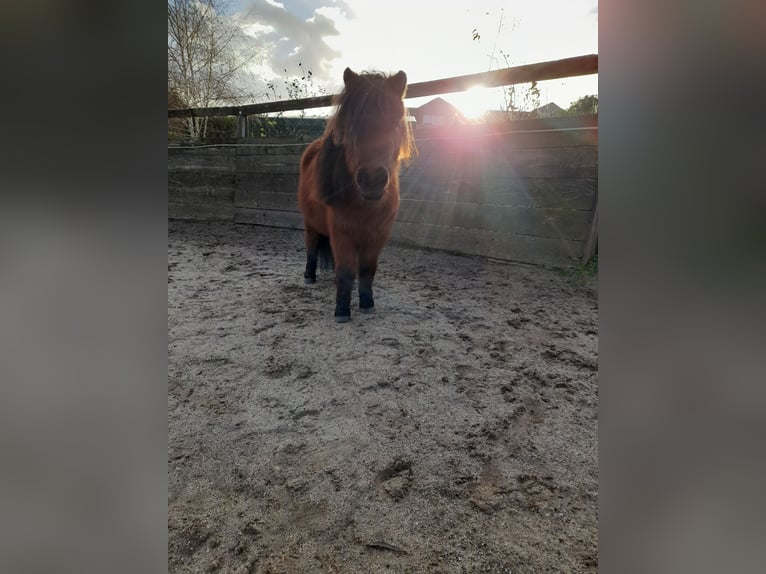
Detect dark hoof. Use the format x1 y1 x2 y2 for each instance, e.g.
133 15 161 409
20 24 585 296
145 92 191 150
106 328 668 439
304 277 316 284
359 306 375 314
335 315 351 323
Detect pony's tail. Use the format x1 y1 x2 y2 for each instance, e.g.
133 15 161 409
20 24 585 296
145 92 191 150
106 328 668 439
318 234 334 272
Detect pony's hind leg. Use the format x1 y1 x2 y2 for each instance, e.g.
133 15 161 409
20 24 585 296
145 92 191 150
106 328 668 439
317 234 333 272
303 227 320 284
358 248 379 314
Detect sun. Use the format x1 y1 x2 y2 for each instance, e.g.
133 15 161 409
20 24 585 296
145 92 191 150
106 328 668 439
449 85 495 120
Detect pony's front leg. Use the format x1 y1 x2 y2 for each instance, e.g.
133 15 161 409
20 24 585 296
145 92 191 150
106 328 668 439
334 269 355 323
358 248 379 314
330 233 356 323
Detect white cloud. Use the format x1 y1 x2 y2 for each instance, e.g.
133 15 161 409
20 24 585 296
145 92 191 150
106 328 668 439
237 0 342 86
242 22 275 35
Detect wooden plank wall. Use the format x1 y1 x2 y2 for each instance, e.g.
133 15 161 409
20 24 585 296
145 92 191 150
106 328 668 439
168 124 597 267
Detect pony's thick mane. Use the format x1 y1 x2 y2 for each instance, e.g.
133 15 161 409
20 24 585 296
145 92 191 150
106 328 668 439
323 71 416 167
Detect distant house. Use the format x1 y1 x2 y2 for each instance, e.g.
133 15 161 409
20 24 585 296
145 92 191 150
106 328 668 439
512 102 568 119
407 97 466 127
530 102 566 117
479 102 567 123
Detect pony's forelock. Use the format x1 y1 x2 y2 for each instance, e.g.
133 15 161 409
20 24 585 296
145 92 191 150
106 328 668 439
323 70 416 168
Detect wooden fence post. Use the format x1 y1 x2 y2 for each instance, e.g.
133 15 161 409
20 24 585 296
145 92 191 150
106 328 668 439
582 199 598 264
237 113 249 139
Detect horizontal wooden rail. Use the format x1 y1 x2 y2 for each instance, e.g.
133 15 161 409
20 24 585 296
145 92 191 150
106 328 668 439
404 54 597 98
168 54 597 119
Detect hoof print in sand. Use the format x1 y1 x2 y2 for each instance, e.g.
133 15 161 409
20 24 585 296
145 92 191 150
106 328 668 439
375 458 413 500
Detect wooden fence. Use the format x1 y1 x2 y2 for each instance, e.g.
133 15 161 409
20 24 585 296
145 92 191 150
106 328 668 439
168 55 598 267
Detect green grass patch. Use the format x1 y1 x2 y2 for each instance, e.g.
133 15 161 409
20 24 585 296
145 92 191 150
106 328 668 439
558 254 598 283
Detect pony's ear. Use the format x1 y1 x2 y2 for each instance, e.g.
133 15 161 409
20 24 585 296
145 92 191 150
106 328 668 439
388 70 407 98
343 67 358 86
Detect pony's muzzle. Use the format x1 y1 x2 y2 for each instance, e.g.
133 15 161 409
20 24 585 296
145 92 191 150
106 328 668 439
355 167 390 200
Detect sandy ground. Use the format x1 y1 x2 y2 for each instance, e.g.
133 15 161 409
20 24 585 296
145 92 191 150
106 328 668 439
168 220 598 573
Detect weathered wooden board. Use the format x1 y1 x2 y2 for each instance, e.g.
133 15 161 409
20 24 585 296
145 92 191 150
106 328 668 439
169 201 234 222
404 146 597 179
415 115 597 135
234 143 309 156
235 190 299 211
233 172 595 212
235 154 302 174
168 170 235 189
390 221 583 267
234 173 300 195
414 126 597 149
167 155 235 170
234 208 305 229
228 207 584 266
397 199 592 241
168 145 238 155
399 177 596 210
169 186 234 205
231 184 594 237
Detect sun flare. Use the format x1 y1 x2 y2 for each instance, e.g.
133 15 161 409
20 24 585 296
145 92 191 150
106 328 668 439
448 86 498 120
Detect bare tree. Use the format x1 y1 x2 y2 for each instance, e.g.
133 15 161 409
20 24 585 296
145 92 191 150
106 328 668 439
168 0 257 139
472 9 541 121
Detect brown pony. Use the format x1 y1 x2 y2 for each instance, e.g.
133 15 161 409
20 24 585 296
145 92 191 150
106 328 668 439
297 67 415 322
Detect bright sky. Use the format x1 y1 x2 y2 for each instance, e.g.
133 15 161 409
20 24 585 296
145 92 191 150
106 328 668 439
232 0 598 117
